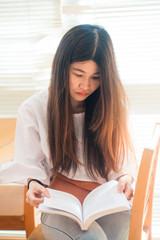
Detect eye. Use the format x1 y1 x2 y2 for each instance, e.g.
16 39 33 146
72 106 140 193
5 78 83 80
92 76 100 80
74 73 83 77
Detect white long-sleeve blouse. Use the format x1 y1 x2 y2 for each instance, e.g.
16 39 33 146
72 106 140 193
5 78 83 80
0 89 137 185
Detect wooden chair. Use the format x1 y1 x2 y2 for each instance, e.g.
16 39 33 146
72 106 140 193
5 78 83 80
0 119 44 239
0 185 35 239
0 118 159 239
129 123 160 240
0 118 17 166
0 119 35 239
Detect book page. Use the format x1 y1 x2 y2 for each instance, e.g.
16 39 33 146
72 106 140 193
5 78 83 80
39 188 83 222
83 180 130 227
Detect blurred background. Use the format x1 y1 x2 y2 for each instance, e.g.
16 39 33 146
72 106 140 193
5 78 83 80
0 0 160 238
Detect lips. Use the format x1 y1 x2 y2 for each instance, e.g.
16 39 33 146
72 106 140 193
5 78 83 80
76 92 88 96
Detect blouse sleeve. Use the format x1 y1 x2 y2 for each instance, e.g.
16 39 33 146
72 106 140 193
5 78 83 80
107 153 138 182
0 99 51 186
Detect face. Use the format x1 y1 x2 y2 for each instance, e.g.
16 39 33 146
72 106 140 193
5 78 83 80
69 60 100 112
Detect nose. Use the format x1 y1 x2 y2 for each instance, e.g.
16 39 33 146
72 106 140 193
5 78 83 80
79 77 90 90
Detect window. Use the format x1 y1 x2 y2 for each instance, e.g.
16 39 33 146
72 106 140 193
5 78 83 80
0 0 160 238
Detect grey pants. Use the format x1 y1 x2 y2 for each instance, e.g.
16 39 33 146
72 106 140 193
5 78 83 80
41 210 131 240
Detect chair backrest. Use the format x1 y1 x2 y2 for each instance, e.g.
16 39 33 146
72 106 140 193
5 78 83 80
129 123 160 240
0 118 17 166
0 119 35 238
0 184 35 238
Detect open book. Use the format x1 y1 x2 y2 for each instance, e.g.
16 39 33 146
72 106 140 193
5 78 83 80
38 180 131 230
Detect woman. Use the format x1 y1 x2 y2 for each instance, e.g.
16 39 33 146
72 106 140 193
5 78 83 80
0 24 137 239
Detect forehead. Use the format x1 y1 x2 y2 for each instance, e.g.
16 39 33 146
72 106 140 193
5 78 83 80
70 60 100 74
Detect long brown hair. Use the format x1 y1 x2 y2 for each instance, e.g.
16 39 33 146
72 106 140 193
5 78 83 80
47 24 134 179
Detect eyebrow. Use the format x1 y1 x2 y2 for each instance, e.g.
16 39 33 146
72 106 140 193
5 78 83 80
72 67 100 75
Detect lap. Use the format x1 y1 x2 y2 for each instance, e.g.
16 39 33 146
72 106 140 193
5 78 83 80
41 214 107 240
41 210 131 240
96 210 131 240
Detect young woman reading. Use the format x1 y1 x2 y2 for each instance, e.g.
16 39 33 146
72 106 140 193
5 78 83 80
0 24 137 240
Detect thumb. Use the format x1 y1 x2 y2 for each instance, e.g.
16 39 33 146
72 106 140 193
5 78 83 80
41 187 51 198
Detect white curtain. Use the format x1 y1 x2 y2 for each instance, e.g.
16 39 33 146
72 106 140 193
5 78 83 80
1 0 160 116
0 0 62 116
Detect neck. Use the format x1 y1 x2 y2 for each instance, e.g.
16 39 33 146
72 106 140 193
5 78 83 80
72 104 85 113
71 98 85 113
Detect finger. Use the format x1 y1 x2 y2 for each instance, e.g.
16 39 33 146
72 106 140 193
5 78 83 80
26 199 40 208
34 203 40 208
31 195 45 203
125 191 133 200
26 195 44 207
30 183 50 198
26 195 44 204
118 180 126 193
26 196 35 206
30 200 42 208
127 192 133 200
26 189 45 205
27 190 45 203
124 183 133 200
41 187 51 198
35 193 43 198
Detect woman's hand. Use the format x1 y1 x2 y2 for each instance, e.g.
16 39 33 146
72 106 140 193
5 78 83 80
117 175 134 200
26 181 50 208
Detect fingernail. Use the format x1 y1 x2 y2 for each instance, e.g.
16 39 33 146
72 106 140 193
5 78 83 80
46 192 51 197
118 187 123 193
